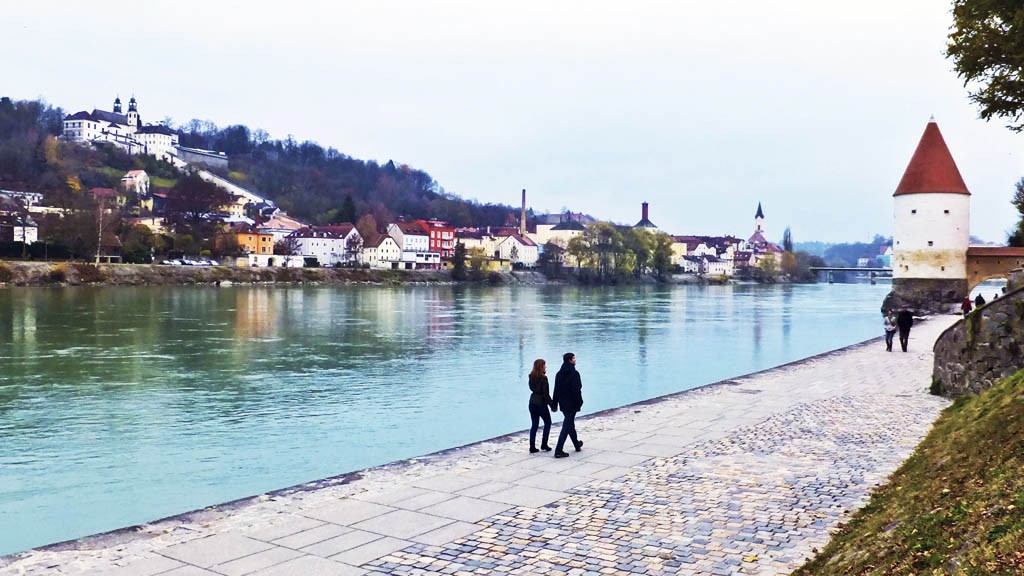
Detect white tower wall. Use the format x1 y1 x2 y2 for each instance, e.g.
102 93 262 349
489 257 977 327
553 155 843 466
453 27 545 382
892 193 969 279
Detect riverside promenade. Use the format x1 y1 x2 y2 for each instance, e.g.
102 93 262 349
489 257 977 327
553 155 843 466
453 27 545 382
1 316 956 576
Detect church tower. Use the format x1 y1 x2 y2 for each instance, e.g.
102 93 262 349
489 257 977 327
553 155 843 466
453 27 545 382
886 118 970 312
113 96 122 114
126 96 139 129
754 202 765 235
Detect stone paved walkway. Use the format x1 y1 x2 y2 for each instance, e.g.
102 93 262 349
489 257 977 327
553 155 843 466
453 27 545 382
0 317 956 576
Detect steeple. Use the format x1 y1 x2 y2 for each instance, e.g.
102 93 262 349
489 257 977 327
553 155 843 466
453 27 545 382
113 96 122 113
754 202 765 233
893 118 970 197
128 96 137 112
755 202 764 219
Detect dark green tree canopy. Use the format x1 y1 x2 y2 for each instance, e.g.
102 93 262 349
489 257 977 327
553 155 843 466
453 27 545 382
946 0 1024 131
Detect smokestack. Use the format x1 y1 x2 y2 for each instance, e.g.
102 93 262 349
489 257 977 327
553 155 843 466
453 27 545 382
520 189 527 236
642 201 649 222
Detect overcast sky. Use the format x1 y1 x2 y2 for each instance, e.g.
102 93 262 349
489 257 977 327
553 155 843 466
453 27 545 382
4 1 1021 243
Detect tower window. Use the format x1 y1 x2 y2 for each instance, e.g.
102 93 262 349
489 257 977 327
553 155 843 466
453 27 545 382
941 266 945 271
928 241 934 246
911 209 917 214
944 209 950 214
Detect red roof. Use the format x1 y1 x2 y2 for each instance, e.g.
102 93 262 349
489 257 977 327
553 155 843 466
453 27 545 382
894 120 970 197
966 246 1024 257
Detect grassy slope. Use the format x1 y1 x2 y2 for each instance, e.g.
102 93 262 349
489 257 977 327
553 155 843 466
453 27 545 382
794 369 1024 575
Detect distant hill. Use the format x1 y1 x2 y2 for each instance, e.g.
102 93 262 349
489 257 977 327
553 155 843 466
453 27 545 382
795 236 891 267
0 96 519 228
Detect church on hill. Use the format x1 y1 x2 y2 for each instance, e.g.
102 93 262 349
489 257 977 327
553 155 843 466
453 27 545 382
62 96 179 162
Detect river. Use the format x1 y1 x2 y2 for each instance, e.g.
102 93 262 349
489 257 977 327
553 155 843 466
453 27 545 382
0 282 890 555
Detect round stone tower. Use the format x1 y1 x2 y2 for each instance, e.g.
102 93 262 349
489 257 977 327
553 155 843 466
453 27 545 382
884 118 970 313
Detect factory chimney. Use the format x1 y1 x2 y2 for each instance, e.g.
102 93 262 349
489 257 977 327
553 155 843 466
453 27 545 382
520 188 527 236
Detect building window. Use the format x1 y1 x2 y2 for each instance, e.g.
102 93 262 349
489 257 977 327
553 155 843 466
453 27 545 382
944 209 950 214
911 209 917 214
928 241 933 246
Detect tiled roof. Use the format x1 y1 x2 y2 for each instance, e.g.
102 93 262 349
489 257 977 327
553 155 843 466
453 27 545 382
91 109 129 125
894 120 970 197
136 124 176 135
392 222 428 236
634 218 657 228
364 234 397 248
65 111 94 121
966 246 1024 257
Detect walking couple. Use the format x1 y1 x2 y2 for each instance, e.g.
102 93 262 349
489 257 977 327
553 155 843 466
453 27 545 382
527 352 584 458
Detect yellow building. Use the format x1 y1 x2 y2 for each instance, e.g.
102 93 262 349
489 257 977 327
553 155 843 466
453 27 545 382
218 224 274 255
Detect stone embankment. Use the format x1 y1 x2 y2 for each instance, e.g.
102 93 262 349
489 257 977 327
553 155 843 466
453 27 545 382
0 261 544 287
933 271 1024 397
0 261 730 288
1 317 956 576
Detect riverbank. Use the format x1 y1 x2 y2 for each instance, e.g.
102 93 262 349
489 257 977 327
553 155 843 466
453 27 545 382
0 260 757 287
0 315 957 575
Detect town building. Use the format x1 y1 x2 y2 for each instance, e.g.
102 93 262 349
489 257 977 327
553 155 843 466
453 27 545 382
62 96 180 160
217 223 275 256
494 233 539 267
289 224 361 267
361 234 402 269
414 219 456 259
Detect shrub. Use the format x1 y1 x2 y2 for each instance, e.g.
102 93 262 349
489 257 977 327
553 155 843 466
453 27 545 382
72 263 107 283
0 261 13 283
46 263 67 283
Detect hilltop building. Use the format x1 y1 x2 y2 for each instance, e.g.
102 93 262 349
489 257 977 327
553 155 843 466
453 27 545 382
62 96 179 162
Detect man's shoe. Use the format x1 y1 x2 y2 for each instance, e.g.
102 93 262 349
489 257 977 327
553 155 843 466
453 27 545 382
541 445 552 451
574 441 583 452
554 451 570 458
530 447 539 454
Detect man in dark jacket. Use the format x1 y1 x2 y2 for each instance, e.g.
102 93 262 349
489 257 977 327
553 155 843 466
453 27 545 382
896 308 914 352
551 352 584 458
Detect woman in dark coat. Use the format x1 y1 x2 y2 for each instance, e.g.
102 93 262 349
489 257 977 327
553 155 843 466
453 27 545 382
527 359 552 453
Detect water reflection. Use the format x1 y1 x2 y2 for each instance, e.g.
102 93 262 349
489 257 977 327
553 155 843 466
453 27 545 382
0 283 890 555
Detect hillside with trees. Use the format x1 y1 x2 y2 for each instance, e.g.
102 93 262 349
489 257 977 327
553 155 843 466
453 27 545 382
0 96 520 260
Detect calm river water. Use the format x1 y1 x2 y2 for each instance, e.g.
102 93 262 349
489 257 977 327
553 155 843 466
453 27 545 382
0 282 890 555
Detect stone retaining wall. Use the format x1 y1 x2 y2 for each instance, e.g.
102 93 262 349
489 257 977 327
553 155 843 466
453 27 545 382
933 275 1024 397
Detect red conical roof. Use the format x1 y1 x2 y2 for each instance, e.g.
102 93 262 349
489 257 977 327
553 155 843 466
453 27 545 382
893 120 970 196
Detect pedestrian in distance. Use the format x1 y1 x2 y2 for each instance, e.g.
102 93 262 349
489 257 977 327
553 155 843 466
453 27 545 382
527 359 553 454
960 296 972 318
551 352 584 458
975 293 986 308
896 308 914 352
883 309 897 352
994 293 999 301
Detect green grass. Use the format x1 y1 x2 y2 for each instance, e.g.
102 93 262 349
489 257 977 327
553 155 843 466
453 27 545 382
793 369 1024 575
150 175 177 188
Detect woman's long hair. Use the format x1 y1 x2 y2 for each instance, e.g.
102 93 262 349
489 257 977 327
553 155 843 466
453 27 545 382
529 359 546 378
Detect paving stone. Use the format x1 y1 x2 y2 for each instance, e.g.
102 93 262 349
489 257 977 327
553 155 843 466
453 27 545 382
417 496 512 523
213 546 304 576
249 555 365 575
352 510 454 539
329 537 412 566
274 524 353 549
160 534 273 568
301 530 382 558
410 521 483 546
245 515 326 542
302 500 395 526
482 485 566 508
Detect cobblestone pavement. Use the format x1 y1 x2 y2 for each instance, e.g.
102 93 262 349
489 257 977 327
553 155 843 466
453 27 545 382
1 317 955 576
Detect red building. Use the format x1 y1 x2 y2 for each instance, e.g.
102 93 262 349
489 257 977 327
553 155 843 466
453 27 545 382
415 219 456 259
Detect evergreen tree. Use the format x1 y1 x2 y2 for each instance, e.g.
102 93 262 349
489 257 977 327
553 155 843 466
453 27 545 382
339 194 357 224
452 242 467 280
